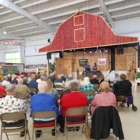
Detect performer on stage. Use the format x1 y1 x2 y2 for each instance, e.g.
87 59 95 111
84 62 90 77
93 63 97 74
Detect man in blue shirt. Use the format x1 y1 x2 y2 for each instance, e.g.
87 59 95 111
84 62 90 77
28 75 38 92
30 81 63 138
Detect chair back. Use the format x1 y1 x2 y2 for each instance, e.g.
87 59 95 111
29 88 37 92
16 92 27 99
1 112 26 121
91 106 124 140
92 84 99 91
66 107 87 117
88 98 93 105
84 90 95 96
32 111 56 119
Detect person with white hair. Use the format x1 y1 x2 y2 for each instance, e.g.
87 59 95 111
80 77 95 99
30 81 63 138
1 76 10 88
0 84 28 137
16 78 31 98
60 80 88 132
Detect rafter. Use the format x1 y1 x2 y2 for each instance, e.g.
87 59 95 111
3 0 124 31
99 0 115 28
0 0 54 33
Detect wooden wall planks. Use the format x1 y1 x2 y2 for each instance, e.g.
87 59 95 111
62 47 137 72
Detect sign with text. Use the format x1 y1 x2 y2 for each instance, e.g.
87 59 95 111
98 58 106 65
4 39 25 46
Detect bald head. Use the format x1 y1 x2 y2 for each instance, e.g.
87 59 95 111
38 81 48 93
93 75 97 78
6 84 16 95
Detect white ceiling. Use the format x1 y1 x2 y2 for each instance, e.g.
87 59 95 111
0 0 140 40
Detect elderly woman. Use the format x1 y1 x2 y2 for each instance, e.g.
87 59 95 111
80 77 95 99
91 82 117 115
60 80 88 132
114 73 132 107
46 79 59 100
11 74 18 85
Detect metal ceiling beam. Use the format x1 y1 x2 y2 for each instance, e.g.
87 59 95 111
0 0 54 33
0 0 49 15
4 0 124 31
99 0 115 28
0 29 21 39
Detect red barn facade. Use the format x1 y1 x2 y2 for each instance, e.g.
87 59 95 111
39 12 139 53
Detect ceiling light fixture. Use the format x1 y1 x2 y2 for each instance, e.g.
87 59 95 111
3 29 7 34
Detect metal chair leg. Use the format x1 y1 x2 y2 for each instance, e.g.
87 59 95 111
27 128 31 140
5 133 9 140
32 128 34 140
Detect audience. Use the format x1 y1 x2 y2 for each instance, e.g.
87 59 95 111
60 82 71 99
23 77 29 87
46 79 59 100
91 82 117 115
90 75 99 84
40 75 46 81
54 74 63 83
0 84 28 137
1 76 10 88
114 74 132 107
16 78 31 98
61 74 66 82
28 75 38 92
60 80 88 132
11 74 18 85
113 73 120 84
7 74 12 82
30 81 63 137
80 77 95 99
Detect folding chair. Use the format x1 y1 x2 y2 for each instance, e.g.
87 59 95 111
16 92 27 100
29 88 37 94
83 91 95 126
16 92 30 104
64 107 87 140
54 83 64 95
92 84 99 92
32 111 57 140
0 112 30 140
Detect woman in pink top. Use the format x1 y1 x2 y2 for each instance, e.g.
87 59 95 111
91 82 117 115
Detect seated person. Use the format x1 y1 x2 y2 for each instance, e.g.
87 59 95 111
113 74 132 107
0 84 28 137
54 74 63 83
30 81 63 138
113 73 120 84
100 76 111 84
0 84 6 98
23 77 29 87
91 82 117 115
11 74 18 85
1 76 10 88
60 80 88 132
60 82 71 99
28 75 38 92
90 75 99 84
16 78 31 98
80 77 95 99
61 74 66 82
46 79 59 100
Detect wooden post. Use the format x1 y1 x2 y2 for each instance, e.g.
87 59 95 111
47 59 49 76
